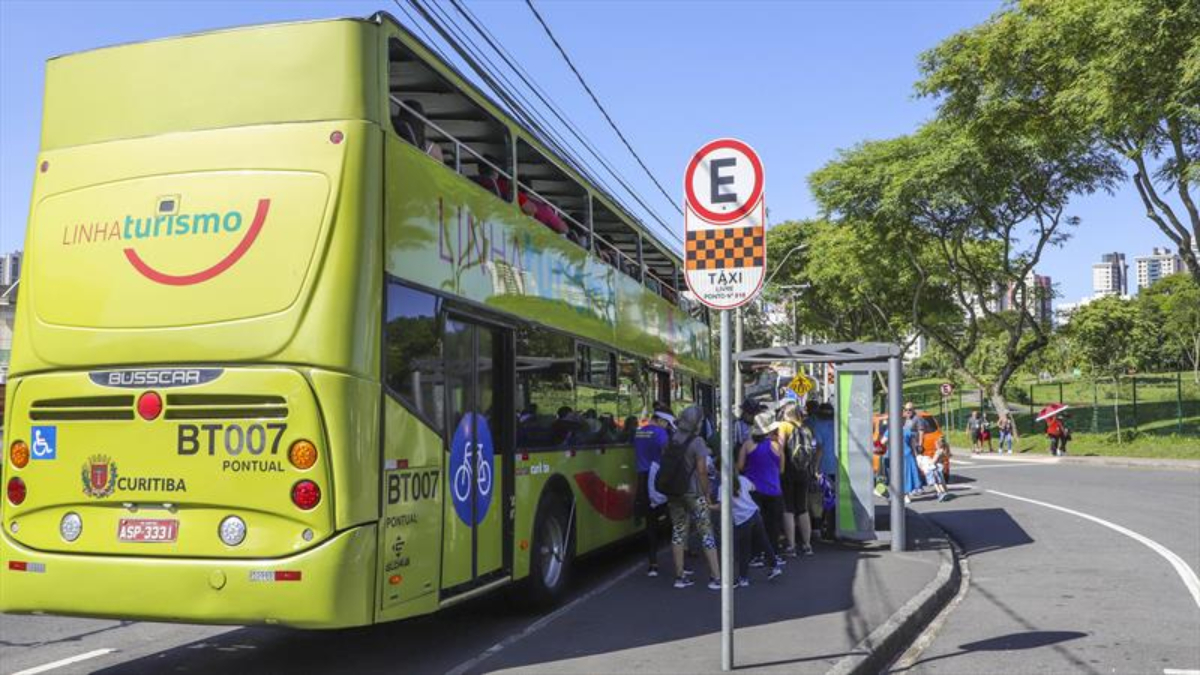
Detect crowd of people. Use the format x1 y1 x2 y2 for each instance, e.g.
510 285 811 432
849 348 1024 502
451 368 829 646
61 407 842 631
633 398 838 590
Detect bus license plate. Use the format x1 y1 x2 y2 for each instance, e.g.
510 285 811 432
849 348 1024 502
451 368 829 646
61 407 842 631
117 518 178 543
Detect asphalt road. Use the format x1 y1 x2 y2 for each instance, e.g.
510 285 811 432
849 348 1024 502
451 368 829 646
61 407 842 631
896 454 1200 675
4 454 1198 675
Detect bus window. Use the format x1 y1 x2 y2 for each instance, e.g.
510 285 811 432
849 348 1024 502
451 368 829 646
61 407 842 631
387 38 511 185
516 138 590 246
515 327 576 448
619 356 648 440
592 199 642 281
384 282 445 431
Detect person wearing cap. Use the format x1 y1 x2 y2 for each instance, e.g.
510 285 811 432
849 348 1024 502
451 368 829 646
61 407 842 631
733 398 763 450
665 406 722 590
737 409 786 566
634 409 674 577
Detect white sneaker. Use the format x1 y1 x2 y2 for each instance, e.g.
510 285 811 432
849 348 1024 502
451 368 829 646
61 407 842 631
707 577 722 590
673 577 694 589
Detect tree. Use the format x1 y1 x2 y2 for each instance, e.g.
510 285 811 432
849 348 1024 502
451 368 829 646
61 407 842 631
918 0 1200 282
1064 295 1164 440
1141 272 1200 381
763 220 944 349
810 120 1115 418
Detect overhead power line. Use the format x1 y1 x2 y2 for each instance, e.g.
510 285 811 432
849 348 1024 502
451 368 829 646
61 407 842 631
522 0 683 219
446 0 681 244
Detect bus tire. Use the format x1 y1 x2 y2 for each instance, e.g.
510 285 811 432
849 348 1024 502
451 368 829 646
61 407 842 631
526 490 573 607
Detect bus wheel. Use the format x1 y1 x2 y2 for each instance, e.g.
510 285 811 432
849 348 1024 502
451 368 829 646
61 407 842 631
528 492 572 606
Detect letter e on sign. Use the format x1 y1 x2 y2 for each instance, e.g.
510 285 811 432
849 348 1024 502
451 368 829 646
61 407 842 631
683 138 766 310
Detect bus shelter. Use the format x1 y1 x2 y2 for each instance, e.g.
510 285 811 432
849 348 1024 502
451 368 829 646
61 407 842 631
735 342 908 551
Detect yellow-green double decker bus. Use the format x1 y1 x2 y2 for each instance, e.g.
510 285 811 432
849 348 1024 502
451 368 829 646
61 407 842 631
0 13 713 628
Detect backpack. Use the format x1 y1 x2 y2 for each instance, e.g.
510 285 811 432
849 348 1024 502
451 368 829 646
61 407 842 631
786 425 817 475
655 435 696 497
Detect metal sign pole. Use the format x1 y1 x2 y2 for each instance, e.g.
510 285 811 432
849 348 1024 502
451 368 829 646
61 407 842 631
720 309 735 670
888 355 905 552
734 308 744 405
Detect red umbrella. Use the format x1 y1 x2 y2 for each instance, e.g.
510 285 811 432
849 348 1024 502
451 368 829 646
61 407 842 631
1036 403 1069 422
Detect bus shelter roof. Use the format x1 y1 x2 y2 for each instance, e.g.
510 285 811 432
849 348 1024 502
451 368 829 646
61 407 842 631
735 342 902 365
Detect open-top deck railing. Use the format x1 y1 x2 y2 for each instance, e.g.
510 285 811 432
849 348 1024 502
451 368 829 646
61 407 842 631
391 96 691 312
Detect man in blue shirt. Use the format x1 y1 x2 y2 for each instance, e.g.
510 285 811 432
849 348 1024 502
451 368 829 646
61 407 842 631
634 410 673 577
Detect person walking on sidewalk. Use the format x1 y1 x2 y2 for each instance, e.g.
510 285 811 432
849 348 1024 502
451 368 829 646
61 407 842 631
997 413 1017 455
659 406 722 590
1046 413 1070 456
709 455 783 587
634 409 674 577
967 411 984 454
737 410 786 564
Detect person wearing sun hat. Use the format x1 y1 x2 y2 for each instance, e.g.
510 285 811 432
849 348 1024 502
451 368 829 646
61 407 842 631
737 409 786 568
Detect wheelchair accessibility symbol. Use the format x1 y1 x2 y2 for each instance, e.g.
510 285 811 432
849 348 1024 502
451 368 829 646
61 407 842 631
31 426 57 460
449 412 494 526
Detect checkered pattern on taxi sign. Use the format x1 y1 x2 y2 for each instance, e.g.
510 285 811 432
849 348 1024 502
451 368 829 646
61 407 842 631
685 227 764 271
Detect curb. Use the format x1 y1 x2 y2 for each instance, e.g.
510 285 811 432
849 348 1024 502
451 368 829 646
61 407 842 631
965 453 1200 471
825 511 962 675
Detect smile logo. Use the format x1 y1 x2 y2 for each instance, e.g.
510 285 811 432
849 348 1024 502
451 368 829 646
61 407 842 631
62 197 272 286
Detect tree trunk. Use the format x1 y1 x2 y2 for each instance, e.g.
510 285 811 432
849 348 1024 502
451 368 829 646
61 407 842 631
987 385 1011 421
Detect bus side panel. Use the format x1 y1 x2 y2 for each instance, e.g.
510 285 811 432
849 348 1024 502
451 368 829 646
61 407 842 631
512 445 639 580
376 398 443 620
308 371 380 531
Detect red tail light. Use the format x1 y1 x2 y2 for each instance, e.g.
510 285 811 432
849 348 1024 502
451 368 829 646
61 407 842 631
291 480 321 510
7 477 27 505
137 391 163 420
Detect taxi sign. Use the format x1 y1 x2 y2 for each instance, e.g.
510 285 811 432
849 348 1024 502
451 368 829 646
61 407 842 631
683 138 766 310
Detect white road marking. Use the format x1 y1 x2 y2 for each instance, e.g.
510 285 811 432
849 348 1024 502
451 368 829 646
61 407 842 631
989 489 1200 610
1163 669 1200 674
957 463 1050 470
444 561 643 675
952 459 976 466
13 649 116 675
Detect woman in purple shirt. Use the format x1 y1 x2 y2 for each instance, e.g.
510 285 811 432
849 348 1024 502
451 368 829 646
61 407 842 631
737 410 785 564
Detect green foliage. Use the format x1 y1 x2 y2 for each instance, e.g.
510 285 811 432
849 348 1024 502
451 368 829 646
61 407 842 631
1134 273 1200 379
917 0 1200 281
1063 296 1163 378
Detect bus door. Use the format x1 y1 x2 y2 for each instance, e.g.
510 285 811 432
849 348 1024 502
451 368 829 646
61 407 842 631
650 368 671 408
441 316 511 593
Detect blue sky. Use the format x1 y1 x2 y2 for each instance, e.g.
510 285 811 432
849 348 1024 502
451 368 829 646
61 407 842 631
0 0 1173 305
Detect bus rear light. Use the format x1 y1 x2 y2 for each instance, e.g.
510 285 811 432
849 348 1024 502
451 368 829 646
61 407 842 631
60 512 83 542
330 130 344 144
291 480 320 510
7 478 26 506
288 440 318 470
10 441 29 469
137 391 163 420
8 561 45 573
219 515 247 546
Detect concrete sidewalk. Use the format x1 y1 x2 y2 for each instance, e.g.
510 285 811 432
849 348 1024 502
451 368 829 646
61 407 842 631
468 511 955 675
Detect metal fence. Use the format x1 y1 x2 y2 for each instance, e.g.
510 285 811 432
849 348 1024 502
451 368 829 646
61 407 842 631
896 371 1200 438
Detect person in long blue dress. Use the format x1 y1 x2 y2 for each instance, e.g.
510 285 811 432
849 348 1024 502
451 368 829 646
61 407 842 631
900 410 924 501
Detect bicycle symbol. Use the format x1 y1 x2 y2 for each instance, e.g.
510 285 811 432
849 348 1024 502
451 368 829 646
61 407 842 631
453 442 493 503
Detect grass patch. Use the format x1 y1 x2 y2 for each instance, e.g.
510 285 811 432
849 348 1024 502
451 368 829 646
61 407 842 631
944 430 1200 461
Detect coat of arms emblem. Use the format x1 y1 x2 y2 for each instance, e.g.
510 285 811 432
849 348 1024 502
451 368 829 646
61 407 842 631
81 455 118 498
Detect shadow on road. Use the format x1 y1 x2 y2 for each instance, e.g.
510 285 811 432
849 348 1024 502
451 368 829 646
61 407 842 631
920 508 1034 557
892 630 1087 672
